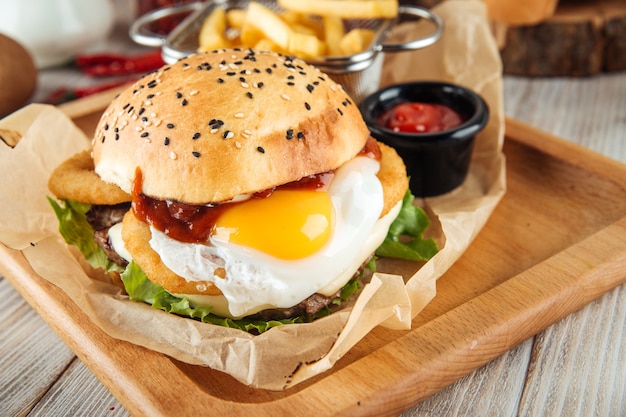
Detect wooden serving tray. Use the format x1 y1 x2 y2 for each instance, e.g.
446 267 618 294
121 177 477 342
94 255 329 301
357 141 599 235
2 96 626 416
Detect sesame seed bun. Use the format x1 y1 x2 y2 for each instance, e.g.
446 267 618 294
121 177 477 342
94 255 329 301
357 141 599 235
92 49 371 204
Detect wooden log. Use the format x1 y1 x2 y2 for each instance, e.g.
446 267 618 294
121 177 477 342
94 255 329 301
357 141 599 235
500 0 626 76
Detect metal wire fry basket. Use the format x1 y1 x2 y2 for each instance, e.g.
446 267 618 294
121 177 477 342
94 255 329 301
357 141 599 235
130 0 443 103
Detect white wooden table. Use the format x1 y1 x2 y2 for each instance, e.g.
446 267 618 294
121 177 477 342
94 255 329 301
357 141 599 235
1 23 625 417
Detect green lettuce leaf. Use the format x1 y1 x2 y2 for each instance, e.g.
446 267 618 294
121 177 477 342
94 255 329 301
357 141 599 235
120 260 366 333
375 189 439 261
47 197 124 273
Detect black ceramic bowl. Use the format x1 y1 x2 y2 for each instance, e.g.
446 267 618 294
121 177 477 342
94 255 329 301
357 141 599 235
359 81 489 197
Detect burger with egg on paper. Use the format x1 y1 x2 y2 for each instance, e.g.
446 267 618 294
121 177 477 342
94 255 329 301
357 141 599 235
47 49 437 334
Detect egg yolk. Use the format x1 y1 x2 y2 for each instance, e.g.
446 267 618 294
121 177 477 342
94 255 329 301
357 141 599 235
213 189 333 260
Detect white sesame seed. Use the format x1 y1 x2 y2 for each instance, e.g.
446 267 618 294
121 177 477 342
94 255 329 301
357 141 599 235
330 85 337 91
170 151 177 160
241 82 249 88
131 114 138 120
117 110 124 117
225 131 234 139
253 82 259 88
220 64 228 71
151 112 157 117
210 128 219 134
145 100 152 106
235 141 242 149
229 63 238 69
244 70 251 75
154 119 162 127
281 94 291 101
234 113 244 118
189 90 199 96
135 126 143 132
144 138 151 143
144 121 152 127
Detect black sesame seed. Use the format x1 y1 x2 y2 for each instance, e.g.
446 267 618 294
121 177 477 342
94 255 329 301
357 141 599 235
234 60 242 65
266 68 272 74
257 82 264 88
181 99 188 106
115 133 120 140
346 98 352 105
257 146 265 153
223 130 231 139
313 81 319 85
253 68 261 73
167 123 175 129
114 127 119 132
287 82 295 86
246 92 253 99
217 78 224 83
342 100 349 107
220 60 226 65
287 75 295 79
226 71 236 76
193 132 201 140
306 84 314 93
192 151 201 158
147 94 155 99
127 106 134 114
104 124 109 130
239 76 246 82
286 129 294 140
123 103 130 110
337 108 343 116
141 132 149 138
304 102 311 111
164 137 170 146
176 92 183 99
297 132 304 139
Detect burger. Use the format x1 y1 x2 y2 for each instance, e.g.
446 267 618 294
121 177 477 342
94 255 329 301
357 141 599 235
48 49 433 333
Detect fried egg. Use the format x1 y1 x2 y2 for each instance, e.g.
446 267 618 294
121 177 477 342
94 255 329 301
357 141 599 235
112 156 399 318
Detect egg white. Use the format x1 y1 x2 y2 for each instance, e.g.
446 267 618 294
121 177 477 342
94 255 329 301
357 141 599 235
111 156 397 319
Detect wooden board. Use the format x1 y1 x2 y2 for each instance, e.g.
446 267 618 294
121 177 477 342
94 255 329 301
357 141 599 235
1 98 626 416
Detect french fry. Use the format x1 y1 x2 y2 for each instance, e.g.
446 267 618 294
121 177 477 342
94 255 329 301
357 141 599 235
226 8 247 29
288 32 326 58
323 15 344 56
246 2 293 51
277 0 398 19
339 28 376 55
198 7 229 52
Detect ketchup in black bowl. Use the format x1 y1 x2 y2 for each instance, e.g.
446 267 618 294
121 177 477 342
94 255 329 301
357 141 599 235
359 81 489 197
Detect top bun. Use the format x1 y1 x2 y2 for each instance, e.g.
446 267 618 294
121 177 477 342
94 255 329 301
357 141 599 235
92 49 370 204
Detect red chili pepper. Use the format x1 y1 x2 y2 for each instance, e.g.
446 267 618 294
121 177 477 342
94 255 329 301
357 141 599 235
44 80 132 105
75 50 165 77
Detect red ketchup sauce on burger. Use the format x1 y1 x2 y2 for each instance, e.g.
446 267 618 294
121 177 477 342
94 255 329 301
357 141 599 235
130 139 381 244
377 102 463 134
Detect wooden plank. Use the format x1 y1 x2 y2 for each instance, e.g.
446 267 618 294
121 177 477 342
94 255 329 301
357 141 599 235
1 115 625 416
